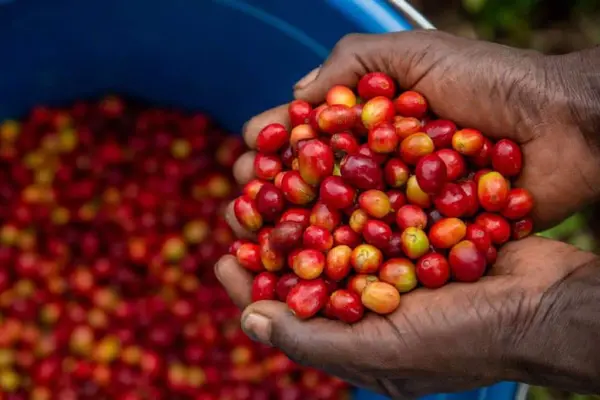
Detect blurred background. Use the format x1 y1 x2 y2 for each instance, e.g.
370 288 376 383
412 0 600 52
415 1 600 399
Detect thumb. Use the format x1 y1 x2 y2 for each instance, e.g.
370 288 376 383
239 300 403 374
292 30 463 104
239 300 386 390
240 300 350 367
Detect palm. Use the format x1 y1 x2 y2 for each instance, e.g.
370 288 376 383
277 237 594 397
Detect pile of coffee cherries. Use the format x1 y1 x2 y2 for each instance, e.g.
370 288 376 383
233 72 534 322
0 97 348 399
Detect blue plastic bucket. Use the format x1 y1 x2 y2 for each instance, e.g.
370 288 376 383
0 1 523 399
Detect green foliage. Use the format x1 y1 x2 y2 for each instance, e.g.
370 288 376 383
460 0 599 46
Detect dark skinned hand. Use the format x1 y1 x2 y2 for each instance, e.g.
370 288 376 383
215 31 600 398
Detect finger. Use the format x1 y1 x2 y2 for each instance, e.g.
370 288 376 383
224 201 256 240
491 236 597 285
240 300 402 374
293 30 462 104
214 255 252 309
293 33 373 104
243 104 290 149
233 151 256 185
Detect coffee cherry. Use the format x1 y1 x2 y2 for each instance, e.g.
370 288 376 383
255 183 285 221
287 279 329 319
396 205 427 230
280 171 316 205
406 175 431 209
269 222 304 254
475 213 511 245
416 253 450 288
400 227 430 259
384 158 410 188
298 139 334 185
361 96 395 130
362 220 392 249
256 123 289 153
328 290 364 323
330 132 360 157
358 190 391 219
261 236 286 272
325 245 353 281
327 85 357 107
332 225 362 248
234 195 263 232
393 116 422 140
276 273 301 301
303 226 334 252
290 124 318 149
310 202 342 231
502 188 534 220
318 105 357 134
351 244 383 274
437 149 467 181
415 153 447 194
368 122 398 154
465 224 492 253
399 133 434 165
319 177 356 210
458 179 479 217
254 153 283 180
340 154 384 190
512 217 533 240
423 119 456 149
477 171 509 212
434 183 468 217
244 179 266 200
379 258 417 293
472 137 493 167
394 91 428 118
428 218 467 249
492 139 523 177
361 282 400 315
252 272 278 301
449 240 486 282
357 72 396 100
279 208 311 228
292 249 325 280
358 143 389 165
452 129 484 156
348 274 379 296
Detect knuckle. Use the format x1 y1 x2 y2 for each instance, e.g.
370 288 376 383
334 33 365 54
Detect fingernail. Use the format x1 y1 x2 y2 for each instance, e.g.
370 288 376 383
294 67 320 89
213 261 224 284
242 313 272 345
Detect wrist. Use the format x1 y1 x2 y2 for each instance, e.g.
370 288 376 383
505 257 600 393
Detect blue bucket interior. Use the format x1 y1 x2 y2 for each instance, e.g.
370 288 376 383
0 1 520 399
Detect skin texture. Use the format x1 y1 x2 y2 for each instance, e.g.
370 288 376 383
217 31 600 398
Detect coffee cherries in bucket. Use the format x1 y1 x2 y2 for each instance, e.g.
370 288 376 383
234 72 533 322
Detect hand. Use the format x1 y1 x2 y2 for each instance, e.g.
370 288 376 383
217 237 597 398
217 30 600 397
235 30 600 230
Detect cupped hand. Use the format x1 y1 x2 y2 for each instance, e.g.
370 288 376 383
217 30 600 398
217 236 596 398
237 30 600 230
